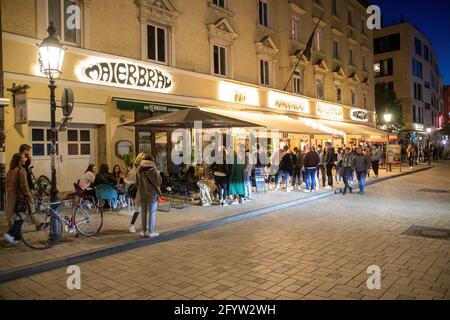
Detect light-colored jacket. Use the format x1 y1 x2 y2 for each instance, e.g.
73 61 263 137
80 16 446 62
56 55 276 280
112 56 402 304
79 171 95 190
6 166 33 226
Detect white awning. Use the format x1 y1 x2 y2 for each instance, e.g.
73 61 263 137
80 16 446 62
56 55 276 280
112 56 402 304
201 108 344 136
314 119 385 138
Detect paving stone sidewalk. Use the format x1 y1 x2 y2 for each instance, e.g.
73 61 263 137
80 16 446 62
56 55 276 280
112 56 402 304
0 164 431 274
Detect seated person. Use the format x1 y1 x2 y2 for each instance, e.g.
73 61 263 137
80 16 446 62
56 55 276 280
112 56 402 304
94 164 119 209
185 166 199 192
112 164 127 208
78 164 97 200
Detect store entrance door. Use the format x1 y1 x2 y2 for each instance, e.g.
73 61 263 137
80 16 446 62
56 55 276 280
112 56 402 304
30 126 96 192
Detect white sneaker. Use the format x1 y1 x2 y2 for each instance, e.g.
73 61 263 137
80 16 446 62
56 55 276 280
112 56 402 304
231 200 239 205
140 231 146 237
129 225 136 233
122 202 128 208
203 203 212 207
149 232 159 238
303 189 311 193
286 188 292 193
222 201 229 207
4 233 18 245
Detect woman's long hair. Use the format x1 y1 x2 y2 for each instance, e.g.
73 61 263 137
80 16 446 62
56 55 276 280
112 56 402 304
85 164 96 173
133 153 146 168
112 165 122 178
99 164 109 175
9 153 23 170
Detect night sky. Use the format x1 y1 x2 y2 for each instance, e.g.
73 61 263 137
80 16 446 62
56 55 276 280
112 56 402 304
373 0 450 85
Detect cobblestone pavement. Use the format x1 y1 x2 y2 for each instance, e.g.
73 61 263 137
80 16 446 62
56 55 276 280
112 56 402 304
0 164 421 273
0 162 449 300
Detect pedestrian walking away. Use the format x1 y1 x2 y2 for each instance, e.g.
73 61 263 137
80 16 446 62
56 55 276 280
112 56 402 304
323 142 335 189
354 147 371 195
303 146 320 193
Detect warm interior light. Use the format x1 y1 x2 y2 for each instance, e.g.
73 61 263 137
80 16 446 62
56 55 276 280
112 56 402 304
383 113 392 122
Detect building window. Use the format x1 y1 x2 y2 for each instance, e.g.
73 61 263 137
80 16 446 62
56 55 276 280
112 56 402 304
423 45 430 61
293 71 302 94
375 58 393 77
147 24 167 64
316 79 324 100
314 29 323 51
415 37 422 56
291 16 301 41
387 82 394 94
413 105 417 123
363 92 367 108
374 33 401 54
348 48 353 66
31 128 59 156
362 55 366 71
332 0 338 16
213 45 227 76
351 89 356 106
414 82 423 101
335 85 342 103
333 40 339 59
48 0 80 44
412 58 423 78
260 60 270 86
259 0 269 27
347 8 353 26
212 0 225 8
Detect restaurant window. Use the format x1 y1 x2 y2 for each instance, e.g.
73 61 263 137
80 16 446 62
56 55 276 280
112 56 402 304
47 0 80 45
213 45 227 76
315 79 324 100
293 71 302 94
260 60 270 86
291 16 301 41
67 129 91 156
258 0 269 27
147 24 167 64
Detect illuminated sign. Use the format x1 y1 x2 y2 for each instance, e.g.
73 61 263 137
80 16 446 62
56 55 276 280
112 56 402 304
218 82 259 106
413 123 424 131
77 59 173 92
316 102 343 120
351 108 369 122
268 92 310 114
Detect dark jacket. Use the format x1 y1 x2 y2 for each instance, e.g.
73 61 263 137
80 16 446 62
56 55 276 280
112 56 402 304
94 172 117 186
341 154 355 168
354 154 370 172
303 151 320 168
295 151 304 170
279 152 295 174
6 166 33 225
136 160 162 203
23 159 34 190
324 148 335 165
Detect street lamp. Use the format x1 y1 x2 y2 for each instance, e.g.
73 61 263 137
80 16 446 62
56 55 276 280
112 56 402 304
384 113 392 172
38 23 65 203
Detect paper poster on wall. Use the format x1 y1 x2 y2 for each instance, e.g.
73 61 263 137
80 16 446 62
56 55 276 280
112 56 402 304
14 93 28 124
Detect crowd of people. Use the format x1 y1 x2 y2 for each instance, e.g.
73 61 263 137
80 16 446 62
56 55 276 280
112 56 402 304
3 139 444 244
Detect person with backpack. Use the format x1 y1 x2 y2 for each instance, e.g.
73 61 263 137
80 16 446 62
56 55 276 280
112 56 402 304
136 154 162 238
274 145 294 192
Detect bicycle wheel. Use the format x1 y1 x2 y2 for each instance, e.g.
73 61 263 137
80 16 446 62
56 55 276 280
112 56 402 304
37 175 51 196
21 211 63 250
74 201 103 236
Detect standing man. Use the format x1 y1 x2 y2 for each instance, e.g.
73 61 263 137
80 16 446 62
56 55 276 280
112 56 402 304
275 145 294 192
406 144 415 169
19 144 33 190
341 147 354 195
354 147 371 195
303 146 320 193
316 145 326 189
370 144 381 178
292 147 303 191
323 142 335 190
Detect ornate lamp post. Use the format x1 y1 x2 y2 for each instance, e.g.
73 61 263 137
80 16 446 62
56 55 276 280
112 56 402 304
384 113 392 172
38 23 65 203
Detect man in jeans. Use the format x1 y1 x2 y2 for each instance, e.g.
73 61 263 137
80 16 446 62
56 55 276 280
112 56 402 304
316 145 326 189
303 146 320 193
354 147 371 195
323 142 335 190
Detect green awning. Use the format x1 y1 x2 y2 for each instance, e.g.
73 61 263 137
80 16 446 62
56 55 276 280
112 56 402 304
112 97 194 113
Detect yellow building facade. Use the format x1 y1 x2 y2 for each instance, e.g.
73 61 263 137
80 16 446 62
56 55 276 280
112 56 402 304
2 0 381 191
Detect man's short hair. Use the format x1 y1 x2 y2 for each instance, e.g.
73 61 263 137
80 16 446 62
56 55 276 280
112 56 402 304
19 144 31 153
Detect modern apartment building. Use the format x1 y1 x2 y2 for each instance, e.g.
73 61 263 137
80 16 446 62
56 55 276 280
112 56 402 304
373 21 444 144
1 0 380 191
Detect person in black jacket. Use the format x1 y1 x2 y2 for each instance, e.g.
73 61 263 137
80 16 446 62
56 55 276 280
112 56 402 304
212 148 230 206
94 164 117 186
274 146 294 192
303 146 320 193
323 142 335 189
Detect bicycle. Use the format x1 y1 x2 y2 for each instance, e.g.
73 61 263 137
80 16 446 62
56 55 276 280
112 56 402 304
28 166 51 210
21 193 104 250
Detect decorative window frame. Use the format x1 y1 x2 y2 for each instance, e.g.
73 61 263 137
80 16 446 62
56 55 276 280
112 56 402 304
207 18 239 78
137 0 180 66
256 37 278 87
37 0 87 47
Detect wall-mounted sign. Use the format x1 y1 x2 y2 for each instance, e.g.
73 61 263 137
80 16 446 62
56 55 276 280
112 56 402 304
316 102 343 120
115 99 185 113
77 59 173 92
14 92 28 124
350 108 369 122
218 81 259 106
268 92 310 114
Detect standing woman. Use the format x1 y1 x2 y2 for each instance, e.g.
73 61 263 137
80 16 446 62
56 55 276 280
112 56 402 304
228 145 246 205
213 147 230 206
125 153 145 233
136 154 162 238
4 153 33 244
